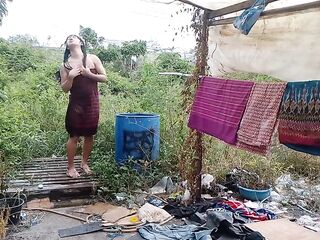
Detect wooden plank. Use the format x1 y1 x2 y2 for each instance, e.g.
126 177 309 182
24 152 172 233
12 175 92 181
22 165 79 170
9 156 97 198
20 172 82 177
23 166 66 170
7 182 96 196
10 178 92 186
245 218 320 240
24 160 82 167
21 170 68 175
24 160 81 166
30 156 81 162
15 174 92 181
209 1 320 26
208 0 279 18
23 168 69 173
26 159 82 164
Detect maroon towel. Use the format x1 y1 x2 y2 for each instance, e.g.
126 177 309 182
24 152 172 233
188 77 254 145
65 69 99 137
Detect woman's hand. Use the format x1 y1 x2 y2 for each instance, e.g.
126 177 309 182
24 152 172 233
68 67 82 80
80 67 92 77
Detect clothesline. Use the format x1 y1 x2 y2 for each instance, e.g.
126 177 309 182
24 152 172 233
188 76 320 156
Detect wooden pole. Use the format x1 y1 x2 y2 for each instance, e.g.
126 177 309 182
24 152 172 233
193 10 209 202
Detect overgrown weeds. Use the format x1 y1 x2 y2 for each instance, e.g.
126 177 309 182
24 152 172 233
0 38 319 200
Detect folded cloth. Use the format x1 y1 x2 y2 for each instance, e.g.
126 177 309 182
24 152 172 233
188 77 254 145
278 81 320 147
237 83 286 155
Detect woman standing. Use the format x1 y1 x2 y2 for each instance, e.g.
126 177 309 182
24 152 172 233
60 34 107 178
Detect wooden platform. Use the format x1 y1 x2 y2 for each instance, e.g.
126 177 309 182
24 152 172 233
8 156 97 199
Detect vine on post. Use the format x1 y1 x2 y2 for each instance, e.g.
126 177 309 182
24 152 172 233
179 8 209 202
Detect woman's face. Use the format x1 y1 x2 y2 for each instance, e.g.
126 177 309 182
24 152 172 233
66 35 82 48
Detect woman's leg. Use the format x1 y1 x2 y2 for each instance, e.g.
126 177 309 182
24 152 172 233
81 135 94 175
66 136 80 178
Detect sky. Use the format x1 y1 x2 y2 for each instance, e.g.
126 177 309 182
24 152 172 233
0 0 196 51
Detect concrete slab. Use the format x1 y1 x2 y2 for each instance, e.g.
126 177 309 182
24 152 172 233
6 206 109 240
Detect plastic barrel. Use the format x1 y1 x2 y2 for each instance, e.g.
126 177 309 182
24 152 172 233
115 113 160 165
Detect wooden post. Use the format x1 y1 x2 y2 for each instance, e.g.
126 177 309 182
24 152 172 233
193 10 209 202
178 7 209 203
193 131 203 201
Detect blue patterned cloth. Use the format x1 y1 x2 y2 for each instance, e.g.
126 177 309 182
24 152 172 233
233 0 266 35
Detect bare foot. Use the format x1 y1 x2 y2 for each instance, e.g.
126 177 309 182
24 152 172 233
80 163 93 175
66 168 80 178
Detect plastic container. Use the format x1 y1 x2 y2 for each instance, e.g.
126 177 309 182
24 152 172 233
115 113 160 165
238 185 271 201
0 197 24 224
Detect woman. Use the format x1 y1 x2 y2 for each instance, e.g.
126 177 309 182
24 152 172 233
60 34 107 178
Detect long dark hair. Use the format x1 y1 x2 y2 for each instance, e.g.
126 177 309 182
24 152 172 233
63 35 87 69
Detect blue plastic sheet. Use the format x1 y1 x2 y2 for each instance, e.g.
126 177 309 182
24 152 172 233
233 0 266 35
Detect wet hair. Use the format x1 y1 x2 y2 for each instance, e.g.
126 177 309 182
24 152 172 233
63 35 87 70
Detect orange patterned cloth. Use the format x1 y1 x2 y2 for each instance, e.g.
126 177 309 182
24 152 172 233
237 83 287 155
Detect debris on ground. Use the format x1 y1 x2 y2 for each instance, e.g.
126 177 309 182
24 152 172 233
102 206 135 223
58 222 103 238
137 203 171 223
6 172 320 239
81 202 114 215
149 176 175 195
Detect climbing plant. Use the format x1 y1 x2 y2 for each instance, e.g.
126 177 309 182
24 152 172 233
178 7 209 202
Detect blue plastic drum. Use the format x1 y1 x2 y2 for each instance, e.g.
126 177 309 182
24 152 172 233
115 113 160 165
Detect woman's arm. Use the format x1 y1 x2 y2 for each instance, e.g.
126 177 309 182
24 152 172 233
81 54 107 82
60 66 73 93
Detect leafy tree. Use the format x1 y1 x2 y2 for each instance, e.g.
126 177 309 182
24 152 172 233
96 44 121 64
119 40 147 74
120 40 147 62
0 0 12 25
79 25 104 50
156 52 193 73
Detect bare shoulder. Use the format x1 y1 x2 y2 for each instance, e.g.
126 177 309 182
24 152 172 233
88 54 100 62
88 54 106 75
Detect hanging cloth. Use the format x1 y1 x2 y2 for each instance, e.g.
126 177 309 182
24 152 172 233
188 77 253 145
233 0 266 35
278 81 320 154
282 143 320 156
237 83 287 155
